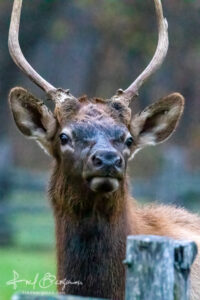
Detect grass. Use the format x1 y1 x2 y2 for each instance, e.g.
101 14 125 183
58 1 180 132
0 247 57 300
8 190 55 249
0 189 58 299
13 212 55 248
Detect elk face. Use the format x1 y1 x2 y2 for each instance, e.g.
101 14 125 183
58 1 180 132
56 101 132 193
58 120 129 193
9 88 184 194
8 0 184 194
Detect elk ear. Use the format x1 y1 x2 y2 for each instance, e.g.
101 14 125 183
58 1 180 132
130 93 184 148
9 87 56 155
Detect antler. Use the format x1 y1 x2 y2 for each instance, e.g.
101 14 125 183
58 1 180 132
8 0 56 94
111 0 169 103
9 0 168 104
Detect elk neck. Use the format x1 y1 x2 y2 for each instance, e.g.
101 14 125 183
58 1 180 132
49 162 137 299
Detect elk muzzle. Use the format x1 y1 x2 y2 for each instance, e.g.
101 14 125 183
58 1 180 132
83 150 125 193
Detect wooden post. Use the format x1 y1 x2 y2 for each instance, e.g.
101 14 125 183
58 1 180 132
124 235 175 300
174 240 197 300
124 235 197 300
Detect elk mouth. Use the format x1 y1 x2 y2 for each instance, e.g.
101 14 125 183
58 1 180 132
86 176 120 193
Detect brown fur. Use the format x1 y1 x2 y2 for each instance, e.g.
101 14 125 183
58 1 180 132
49 163 129 299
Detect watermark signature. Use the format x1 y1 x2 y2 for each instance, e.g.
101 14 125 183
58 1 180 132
6 270 83 292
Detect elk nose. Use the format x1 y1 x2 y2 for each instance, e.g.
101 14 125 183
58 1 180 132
91 150 123 170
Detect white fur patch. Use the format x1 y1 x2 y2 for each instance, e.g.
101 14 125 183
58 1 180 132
60 144 74 153
21 120 35 129
139 133 156 146
89 177 119 193
168 105 179 118
123 148 131 157
129 148 141 160
36 141 51 156
154 123 168 133
61 127 72 137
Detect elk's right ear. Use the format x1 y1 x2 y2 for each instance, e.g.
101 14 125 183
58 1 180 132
9 87 56 155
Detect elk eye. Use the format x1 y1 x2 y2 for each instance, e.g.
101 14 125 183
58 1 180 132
60 133 70 146
125 136 134 147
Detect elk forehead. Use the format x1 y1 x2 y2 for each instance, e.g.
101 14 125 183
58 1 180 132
56 96 132 127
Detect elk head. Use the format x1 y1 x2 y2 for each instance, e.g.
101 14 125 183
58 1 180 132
8 0 184 194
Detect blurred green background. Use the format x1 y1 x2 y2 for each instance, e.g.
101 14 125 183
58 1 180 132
0 0 200 299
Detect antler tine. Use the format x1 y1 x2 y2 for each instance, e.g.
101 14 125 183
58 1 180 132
112 0 169 103
8 0 56 94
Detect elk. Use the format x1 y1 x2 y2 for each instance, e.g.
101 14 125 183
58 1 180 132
8 0 200 299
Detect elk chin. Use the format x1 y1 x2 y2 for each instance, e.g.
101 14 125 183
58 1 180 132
88 177 119 193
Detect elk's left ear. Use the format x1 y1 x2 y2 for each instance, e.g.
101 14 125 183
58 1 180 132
130 93 184 148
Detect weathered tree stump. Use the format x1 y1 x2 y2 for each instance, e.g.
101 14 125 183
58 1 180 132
124 235 197 300
174 240 197 300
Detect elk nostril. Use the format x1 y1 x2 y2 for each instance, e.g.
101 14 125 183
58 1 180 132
115 157 122 168
92 155 103 167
